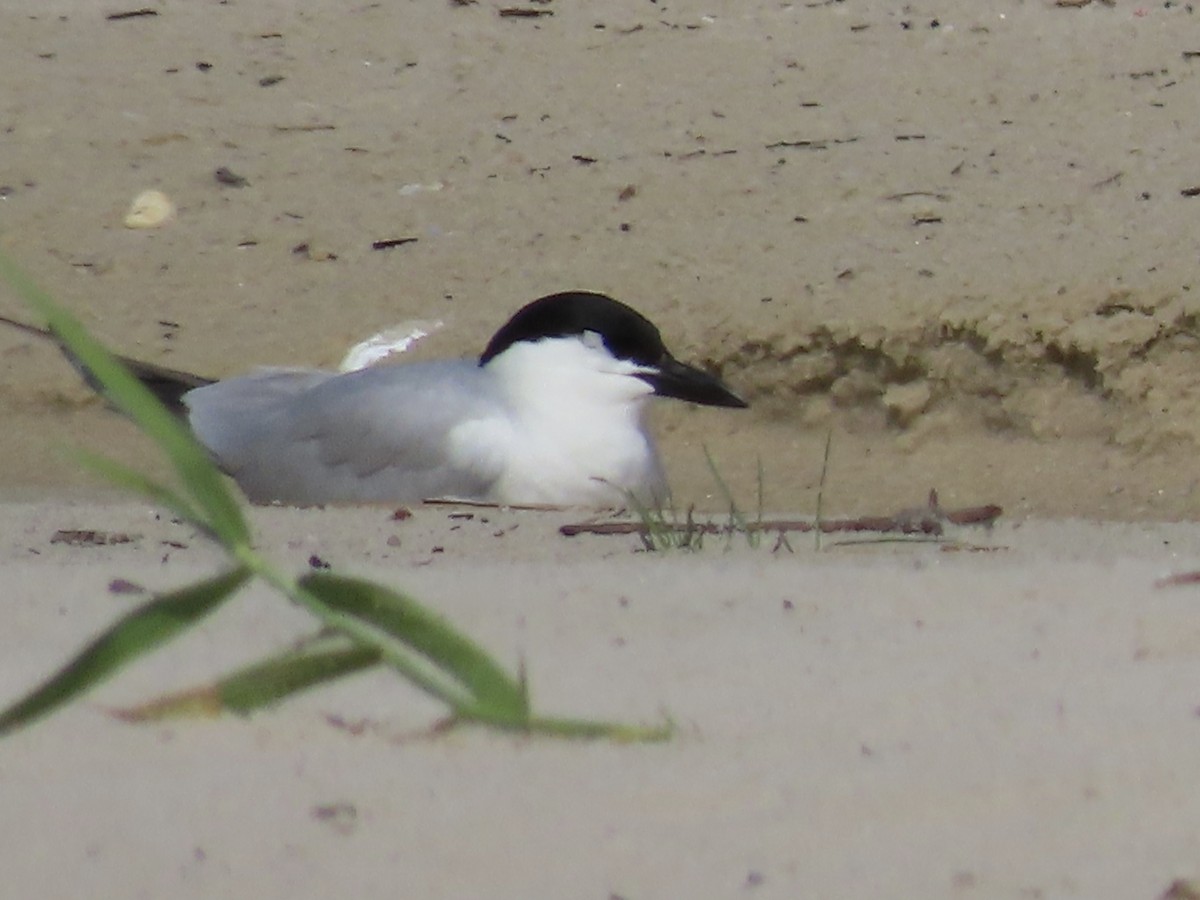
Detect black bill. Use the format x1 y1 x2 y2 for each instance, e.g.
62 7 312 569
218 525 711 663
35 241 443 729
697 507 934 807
640 355 748 408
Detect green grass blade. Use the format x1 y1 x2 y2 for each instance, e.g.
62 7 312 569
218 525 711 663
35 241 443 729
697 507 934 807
114 635 381 721
755 454 765 528
521 714 675 741
703 445 754 548
300 572 528 718
703 445 743 527
0 567 251 735
815 428 833 551
73 450 206 529
0 251 250 548
218 638 380 715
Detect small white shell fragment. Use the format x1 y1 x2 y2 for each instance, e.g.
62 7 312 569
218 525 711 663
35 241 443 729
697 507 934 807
339 320 445 372
123 190 175 229
397 181 444 197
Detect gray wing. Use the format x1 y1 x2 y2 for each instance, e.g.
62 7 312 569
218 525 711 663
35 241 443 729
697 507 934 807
183 361 509 505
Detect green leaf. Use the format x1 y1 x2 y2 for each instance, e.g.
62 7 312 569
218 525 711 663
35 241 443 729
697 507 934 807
218 636 380 714
520 714 675 742
114 634 380 721
0 251 250 547
0 567 250 735
300 572 528 719
73 450 206 531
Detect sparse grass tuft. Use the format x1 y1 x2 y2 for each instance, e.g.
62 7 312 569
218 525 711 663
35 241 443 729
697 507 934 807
703 445 764 550
624 448 783 553
626 489 706 552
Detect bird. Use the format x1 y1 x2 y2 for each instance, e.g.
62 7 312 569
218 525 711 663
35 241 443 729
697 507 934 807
4 290 747 507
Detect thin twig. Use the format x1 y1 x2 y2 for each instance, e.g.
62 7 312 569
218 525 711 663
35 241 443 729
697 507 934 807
560 498 1002 539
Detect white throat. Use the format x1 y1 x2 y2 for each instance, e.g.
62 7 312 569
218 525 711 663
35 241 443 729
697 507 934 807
475 337 666 505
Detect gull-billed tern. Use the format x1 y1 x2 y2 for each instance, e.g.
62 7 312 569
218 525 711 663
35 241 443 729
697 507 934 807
6 290 747 507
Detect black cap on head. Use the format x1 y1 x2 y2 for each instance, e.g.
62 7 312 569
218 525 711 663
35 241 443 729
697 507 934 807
479 291 666 367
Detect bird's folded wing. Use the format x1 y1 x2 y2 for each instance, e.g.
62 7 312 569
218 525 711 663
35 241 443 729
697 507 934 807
184 363 509 505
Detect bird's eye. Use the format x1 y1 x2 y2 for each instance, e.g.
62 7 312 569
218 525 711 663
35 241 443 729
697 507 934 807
580 330 607 352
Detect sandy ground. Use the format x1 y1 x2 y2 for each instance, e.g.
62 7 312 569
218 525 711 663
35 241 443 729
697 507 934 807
5 2 1200 898
4 500 1200 899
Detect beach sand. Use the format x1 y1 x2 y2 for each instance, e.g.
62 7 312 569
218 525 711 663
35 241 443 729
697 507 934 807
6 503 1200 898
3 2 1200 897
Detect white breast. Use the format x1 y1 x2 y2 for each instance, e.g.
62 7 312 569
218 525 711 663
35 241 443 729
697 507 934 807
471 337 669 506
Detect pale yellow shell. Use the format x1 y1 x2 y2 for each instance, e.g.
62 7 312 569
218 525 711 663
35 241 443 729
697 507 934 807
123 190 175 229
